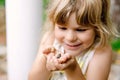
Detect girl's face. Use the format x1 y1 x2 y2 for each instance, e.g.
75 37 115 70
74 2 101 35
54 13 96 56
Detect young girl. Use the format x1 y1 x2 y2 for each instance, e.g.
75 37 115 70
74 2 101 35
29 0 120 80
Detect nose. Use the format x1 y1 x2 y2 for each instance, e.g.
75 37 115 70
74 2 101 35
66 30 77 42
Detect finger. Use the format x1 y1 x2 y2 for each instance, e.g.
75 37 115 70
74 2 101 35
46 63 57 72
51 47 56 53
47 56 59 71
53 56 59 70
57 58 75 70
43 47 51 54
58 53 72 63
47 52 55 60
43 47 56 54
65 53 71 60
46 56 56 71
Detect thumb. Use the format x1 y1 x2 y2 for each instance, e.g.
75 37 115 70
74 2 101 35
43 47 56 55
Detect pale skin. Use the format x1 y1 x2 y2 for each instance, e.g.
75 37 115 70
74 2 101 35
28 13 112 80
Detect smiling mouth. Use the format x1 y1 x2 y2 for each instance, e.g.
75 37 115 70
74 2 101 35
66 44 81 47
65 43 81 50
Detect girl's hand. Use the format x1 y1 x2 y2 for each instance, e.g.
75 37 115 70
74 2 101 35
55 53 76 70
43 47 58 71
43 47 77 71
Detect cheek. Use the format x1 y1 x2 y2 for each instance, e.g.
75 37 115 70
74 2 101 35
54 27 64 41
85 36 94 45
79 30 95 45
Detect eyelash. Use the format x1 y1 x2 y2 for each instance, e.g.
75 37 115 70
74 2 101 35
58 26 67 30
76 29 87 32
58 26 87 32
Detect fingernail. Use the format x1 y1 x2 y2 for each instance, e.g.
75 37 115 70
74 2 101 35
51 47 55 52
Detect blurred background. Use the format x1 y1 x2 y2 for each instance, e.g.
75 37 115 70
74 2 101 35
0 0 6 79
0 0 120 80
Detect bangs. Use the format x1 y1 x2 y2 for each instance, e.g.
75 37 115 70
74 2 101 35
54 0 76 25
53 0 102 26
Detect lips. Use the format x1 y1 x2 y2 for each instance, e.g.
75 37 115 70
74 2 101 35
64 43 81 50
66 44 80 47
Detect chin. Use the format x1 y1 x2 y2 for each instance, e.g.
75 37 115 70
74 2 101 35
64 49 83 57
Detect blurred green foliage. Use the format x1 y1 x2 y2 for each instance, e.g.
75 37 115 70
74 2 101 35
42 0 49 22
0 0 5 6
111 38 120 51
43 0 49 9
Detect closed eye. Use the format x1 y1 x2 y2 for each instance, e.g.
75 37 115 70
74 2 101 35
76 29 87 32
58 26 67 30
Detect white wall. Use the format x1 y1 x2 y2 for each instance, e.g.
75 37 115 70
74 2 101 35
5 0 42 80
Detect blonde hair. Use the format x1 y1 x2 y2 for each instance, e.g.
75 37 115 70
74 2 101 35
43 0 120 48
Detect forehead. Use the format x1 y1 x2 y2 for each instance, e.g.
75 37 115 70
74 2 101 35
58 13 91 28
67 13 79 27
